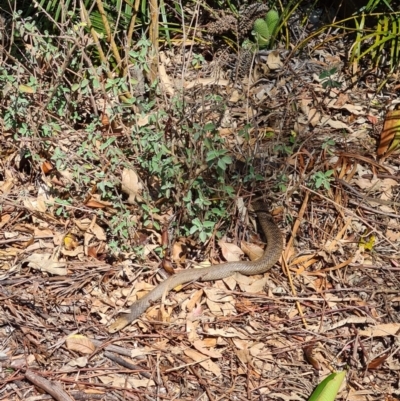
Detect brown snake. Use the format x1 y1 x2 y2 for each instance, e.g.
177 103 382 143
108 202 283 333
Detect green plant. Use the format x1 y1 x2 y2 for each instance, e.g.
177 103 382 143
322 138 336 155
350 11 400 76
274 144 293 156
128 114 236 243
189 217 216 243
192 53 205 69
319 67 341 89
253 9 280 48
276 173 289 192
311 170 334 190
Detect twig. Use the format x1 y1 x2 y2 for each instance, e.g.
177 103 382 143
25 370 74 401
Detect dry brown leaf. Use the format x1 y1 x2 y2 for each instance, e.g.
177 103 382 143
229 90 241 103
222 275 237 291
241 241 263 261
24 197 47 213
322 117 353 132
62 356 89 370
205 298 224 316
249 343 275 373
186 319 200 342
367 353 390 370
206 327 247 339
85 197 111 208
303 344 321 370
185 289 203 312
142 243 159 257
334 93 349 107
328 98 364 115
24 253 67 275
34 227 53 236
184 349 221 376
62 245 84 257
234 273 265 292
158 58 175 96
367 114 379 125
204 288 234 303
308 108 321 127
236 276 268 294
41 160 54 174
218 238 243 262
74 218 106 240
386 228 400 242
0 179 13 194
171 240 185 263
235 348 251 365
65 334 96 354
0 214 11 229
0 249 20 259
358 323 400 337
192 341 223 358
266 51 283 69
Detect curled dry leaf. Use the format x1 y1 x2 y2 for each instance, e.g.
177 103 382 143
162 257 175 275
304 344 321 370
367 353 390 370
0 178 13 194
322 117 353 132
121 168 143 204
41 161 54 174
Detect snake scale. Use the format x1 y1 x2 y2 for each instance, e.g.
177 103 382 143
108 202 283 333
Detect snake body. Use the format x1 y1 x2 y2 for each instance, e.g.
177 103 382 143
108 202 283 333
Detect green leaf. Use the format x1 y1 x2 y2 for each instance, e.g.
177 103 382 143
308 370 346 401
265 9 279 33
199 231 208 242
189 225 198 235
203 220 215 228
18 84 35 94
254 18 270 47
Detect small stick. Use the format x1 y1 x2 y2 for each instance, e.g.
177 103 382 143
25 370 74 401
